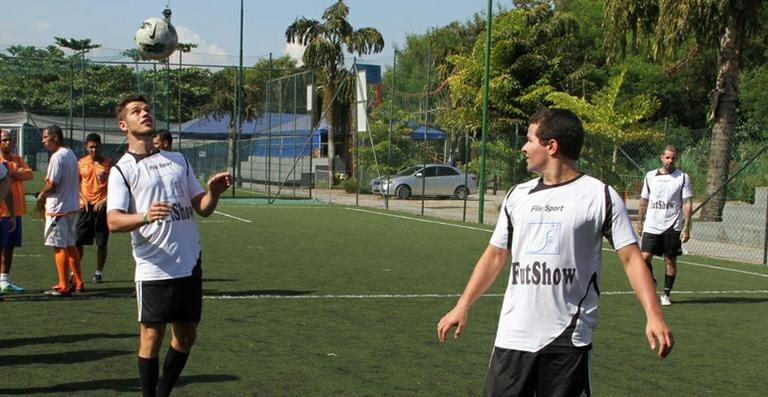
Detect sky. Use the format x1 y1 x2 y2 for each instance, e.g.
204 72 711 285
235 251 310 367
1 0 491 65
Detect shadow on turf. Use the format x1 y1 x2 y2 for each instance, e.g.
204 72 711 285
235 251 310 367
0 287 136 301
0 332 135 349
0 349 131 366
0 374 239 395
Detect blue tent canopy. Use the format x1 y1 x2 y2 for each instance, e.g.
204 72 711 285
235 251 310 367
409 125 447 141
173 112 326 157
174 112 327 140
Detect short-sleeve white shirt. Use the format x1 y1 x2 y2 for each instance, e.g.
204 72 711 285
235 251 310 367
107 150 205 281
489 174 637 352
640 169 693 234
45 146 80 215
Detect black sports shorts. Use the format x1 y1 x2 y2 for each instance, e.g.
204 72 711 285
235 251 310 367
484 346 592 397
75 205 110 246
640 228 682 257
136 260 202 323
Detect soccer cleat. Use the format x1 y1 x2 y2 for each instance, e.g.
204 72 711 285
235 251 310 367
44 285 71 296
74 283 85 294
660 294 672 306
1 283 25 293
93 273 103 283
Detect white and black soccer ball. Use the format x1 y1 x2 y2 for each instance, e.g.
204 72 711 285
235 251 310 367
135 17 178 60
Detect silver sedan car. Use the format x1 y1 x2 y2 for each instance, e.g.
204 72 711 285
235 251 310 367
370 164 478 199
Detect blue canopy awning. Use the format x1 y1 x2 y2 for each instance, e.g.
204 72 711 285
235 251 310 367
409 125 447 141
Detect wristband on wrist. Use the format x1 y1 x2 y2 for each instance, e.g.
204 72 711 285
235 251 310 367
143 212 149 224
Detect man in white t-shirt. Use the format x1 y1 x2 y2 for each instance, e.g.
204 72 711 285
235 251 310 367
637 145 693 306
107 95 231 397
36 125 83 296
437 108 673 396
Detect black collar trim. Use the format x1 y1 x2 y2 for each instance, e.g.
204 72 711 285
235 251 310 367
529 173 584 194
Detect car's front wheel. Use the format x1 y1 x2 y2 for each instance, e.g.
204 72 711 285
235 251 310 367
396 185 412 200
454 186 470 200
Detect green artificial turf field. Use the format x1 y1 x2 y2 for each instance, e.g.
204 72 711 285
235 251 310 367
1 202 767 396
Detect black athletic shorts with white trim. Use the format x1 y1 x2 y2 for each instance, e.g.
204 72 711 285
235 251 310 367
640 227 682 257
484 346 592 397
136 259 202 323
75 205 110 246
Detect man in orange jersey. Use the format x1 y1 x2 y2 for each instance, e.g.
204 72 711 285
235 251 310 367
76 133 112 283
0 129 33 293
37 125 82 296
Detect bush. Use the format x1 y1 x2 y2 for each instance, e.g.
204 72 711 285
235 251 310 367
342 177 370 194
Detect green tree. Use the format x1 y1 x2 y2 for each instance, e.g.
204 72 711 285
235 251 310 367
200 56 298 131
446 4 595 140
285 0 385 175
604 0 767 221
0 46 68 113
547 67 661 169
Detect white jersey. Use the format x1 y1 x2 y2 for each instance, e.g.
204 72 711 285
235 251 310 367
489 174 637 352
640 169 692 234
107 150 205 281
45 146 80 215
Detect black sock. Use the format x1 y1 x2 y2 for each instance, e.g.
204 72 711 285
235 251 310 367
138 356 159 397
157 347 190 397
664 274 676 296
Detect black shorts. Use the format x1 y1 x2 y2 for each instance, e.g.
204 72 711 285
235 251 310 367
136 261 202 323
75 205 109 246
484 346 592 397
640 229 682 257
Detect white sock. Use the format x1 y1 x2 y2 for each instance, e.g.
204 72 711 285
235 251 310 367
94 270 103 276
0 273 8 287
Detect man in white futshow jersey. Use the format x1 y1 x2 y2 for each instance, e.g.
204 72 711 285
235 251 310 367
107 95 232 397
437 108 673 396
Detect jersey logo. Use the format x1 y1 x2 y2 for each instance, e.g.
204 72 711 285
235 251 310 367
526 222 561 255
511 261 577 286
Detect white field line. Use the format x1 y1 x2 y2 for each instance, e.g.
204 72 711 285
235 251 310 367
344 206 768 279
345 207 492 232
212 210 252 223
203 289 768 300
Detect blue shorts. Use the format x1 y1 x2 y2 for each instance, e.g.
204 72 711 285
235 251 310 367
0 216 22 248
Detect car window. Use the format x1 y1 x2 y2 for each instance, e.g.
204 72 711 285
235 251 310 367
437 166 459 176
397 166 422 176
423 166 439 177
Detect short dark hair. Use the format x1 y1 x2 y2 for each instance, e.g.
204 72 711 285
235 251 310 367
85 133 102 144
44 124 64 143
528 108 584 161
154 129 173 145
662 144 678 155
114 95 148 120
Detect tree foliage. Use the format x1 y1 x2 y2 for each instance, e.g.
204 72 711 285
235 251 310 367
286 0 385 174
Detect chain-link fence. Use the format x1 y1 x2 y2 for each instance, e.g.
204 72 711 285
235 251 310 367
1 47 767 264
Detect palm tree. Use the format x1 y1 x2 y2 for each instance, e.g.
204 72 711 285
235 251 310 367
604 0 766 221
547 67 661 174
285 0 384 176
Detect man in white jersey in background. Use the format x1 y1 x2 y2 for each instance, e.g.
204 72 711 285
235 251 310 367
37 125 83 296
637 145 693 306
437 108 673 396
107 95 232 397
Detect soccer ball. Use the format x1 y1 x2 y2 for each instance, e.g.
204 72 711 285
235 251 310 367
135 17 178 60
